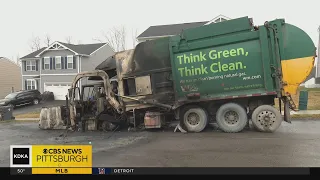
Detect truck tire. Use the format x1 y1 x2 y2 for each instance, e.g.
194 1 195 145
216 103 248 133
180 105 208 133
251 105 282 133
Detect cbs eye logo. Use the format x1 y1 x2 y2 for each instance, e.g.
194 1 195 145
10 145 32 167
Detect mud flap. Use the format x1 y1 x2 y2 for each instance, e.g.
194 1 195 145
284 98 291 123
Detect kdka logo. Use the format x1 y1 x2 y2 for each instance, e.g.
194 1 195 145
13 148 29 164
10 145 32 167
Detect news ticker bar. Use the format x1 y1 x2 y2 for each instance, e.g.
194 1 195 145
3 167 320 175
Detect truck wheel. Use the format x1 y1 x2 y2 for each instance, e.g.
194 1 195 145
101 121 117 131
33 99 39 105
216 103 248 133
251 105 282 133
180 105 208 133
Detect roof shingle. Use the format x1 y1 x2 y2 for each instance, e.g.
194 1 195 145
137 21 208 38
59 42 106 55
20 42 107 59
20 47 46 59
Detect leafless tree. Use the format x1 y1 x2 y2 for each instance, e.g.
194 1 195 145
16 54 21 66
65 36 73 44
93 26 127 52
29 35 41 52
132 28 138 48
44 34 51 47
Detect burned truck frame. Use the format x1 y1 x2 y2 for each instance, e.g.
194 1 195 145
67 42 178 131
68 70 125 131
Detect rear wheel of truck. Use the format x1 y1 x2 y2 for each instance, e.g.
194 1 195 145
251 105 282 133
180 105 208 133
216 103 248 133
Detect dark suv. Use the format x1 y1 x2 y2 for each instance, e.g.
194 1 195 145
0 90 42 108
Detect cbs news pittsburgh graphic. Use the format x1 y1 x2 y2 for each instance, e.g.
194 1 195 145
10 145 92 175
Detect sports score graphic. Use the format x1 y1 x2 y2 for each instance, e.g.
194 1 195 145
10 145 92 174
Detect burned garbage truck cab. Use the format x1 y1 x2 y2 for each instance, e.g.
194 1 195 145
68 70 123 131
68 39 176 131
108 38 176 129
77 82 107 130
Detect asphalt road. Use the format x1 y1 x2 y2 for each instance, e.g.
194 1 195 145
1 120 320 167
12 100 65 116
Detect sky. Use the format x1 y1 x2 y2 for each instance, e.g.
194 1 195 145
0 0 319 62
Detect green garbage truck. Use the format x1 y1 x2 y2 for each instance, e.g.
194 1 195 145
67 16 316 133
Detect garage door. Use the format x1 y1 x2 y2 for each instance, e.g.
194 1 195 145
44 83 71 100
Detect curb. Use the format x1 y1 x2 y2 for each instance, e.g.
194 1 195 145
13 118 39 122
290 110 320 115
15 118 39 121
0 119 39 123
281 110 320 115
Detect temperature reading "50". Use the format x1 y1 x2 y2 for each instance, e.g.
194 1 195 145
10 168 29 175
17 169 26 173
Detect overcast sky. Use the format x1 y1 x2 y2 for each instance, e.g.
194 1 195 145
0 0 319 61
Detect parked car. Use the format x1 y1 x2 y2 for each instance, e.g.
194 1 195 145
0 90 42 108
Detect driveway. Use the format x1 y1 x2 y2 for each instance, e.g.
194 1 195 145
1 120 320 167
12 100 65 116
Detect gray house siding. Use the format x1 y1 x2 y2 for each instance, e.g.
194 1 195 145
21 59 40 75
40 50 78 74
81 44 114 72
80 44 114 98
22 76 40 91
40 49 75 58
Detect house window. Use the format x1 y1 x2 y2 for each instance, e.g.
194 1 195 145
44 57 50 70
27 79 36 90
26 60 36 71
55 56 61 69
67 56 73 69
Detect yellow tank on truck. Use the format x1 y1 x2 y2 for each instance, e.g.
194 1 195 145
278 22 316 95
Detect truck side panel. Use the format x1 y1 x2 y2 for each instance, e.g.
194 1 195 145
169 18 277 102
172 39 271 96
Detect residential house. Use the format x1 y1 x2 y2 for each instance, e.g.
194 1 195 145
20 41 114 100
300 66 320 88
137 15 231 43
0 57 22 98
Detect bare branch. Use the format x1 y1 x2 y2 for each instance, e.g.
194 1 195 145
95 26 127 52
16 54 21 66
92 37 104 43
44 34 51 47
65 36 73 44
120 26 126 51
29 35 41 51
132 28 138 48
